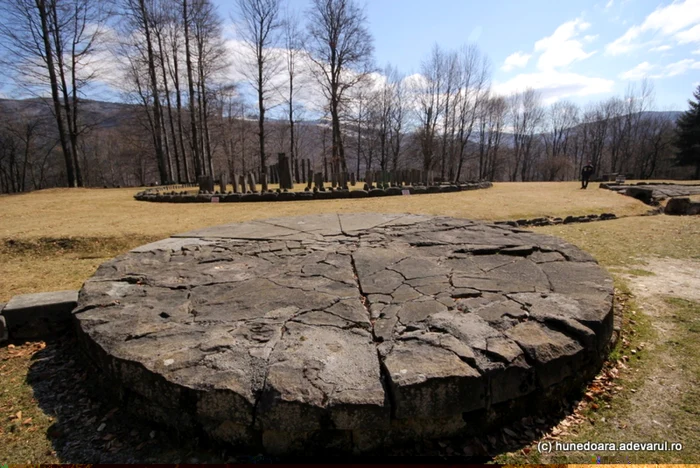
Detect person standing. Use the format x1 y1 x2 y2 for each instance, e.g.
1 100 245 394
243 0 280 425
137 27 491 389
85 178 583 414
581 161 594 189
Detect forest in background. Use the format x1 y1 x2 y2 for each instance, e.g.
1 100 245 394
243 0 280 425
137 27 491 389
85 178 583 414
0 0 694 194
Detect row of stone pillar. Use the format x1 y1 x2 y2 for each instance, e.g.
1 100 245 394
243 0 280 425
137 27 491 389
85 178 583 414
364 169 435 188
200 165 440 194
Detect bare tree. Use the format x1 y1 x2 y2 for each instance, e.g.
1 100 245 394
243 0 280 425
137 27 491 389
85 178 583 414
193 0 226 178
542 100 579 180
235 0 282 188
306 0 374 174
282 8 303 181
453 44 489 182
438 51 459 180
0 0 112 187
509 88 544 181
415 44 446 172
387 65 406 171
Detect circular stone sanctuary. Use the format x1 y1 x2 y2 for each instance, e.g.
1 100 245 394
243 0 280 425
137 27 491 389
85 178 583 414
74 214 614 455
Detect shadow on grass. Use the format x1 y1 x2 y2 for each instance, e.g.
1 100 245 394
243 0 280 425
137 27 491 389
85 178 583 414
23 330 597 463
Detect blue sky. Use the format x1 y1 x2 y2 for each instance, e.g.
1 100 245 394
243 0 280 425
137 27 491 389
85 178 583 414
3 0 697 111
216 0 700 110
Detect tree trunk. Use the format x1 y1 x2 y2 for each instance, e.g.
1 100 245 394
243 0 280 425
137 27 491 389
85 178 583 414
37 0 75 187
157 31 181 182
138 0 167 184
171 36 190 182
183 0 201 178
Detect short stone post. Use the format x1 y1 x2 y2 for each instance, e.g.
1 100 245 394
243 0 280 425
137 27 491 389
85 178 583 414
198 175 214 193
278 153 294 190
247 172 257 192
365 170 373 189
294 157 300 184
232 173 240 193
314 172 324 190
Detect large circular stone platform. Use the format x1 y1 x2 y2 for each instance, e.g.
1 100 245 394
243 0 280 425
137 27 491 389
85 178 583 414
74 214 614 454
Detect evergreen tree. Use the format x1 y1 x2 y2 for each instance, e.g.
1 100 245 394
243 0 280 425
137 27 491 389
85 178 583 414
675 85 700 179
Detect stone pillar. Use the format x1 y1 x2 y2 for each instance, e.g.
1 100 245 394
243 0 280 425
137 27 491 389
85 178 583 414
340 171 347 189
350 172 356 186
314 172 324 190
247 172 257 192
238 174 246 192
261 166 268 192
278 153 294 190
232 173 240 193
365 170 373 189
294 157 300 184
198 175 214 192
301 159 306 184
307 160 313 190
331 167 338 188
219 172 228 193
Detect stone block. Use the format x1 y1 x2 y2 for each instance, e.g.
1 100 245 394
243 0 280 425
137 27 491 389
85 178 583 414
2 290 78 339
221 193 241 203
665 197 700 215
0 314 7 344
350 190 368 198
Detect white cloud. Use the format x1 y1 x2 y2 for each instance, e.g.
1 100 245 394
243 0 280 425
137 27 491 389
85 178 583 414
583 34 599 43
493 71 614 103
649 44 673 52
662 58 700 76
534 19 596 70
676 23 700 44
619 61 657 80
605 0 614 9
606 0 700 55
621 58 700 80
501 51 532 72
693 48 700 54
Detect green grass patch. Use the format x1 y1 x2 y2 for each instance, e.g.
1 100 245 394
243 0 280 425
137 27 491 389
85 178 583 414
626 269 655 277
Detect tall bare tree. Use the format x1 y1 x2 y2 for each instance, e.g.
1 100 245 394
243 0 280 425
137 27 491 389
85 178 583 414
236 0 281 188
306 0 374 174
453 44 489 182
509 88 544 181
542 100 579 180
415 44 446 172
282 8 303 181
0 0 112 187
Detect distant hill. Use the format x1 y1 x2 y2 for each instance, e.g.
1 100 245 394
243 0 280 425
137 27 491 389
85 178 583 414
0 98 139 129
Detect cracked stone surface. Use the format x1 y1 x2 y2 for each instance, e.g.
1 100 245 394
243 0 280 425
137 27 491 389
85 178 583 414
74 214 614 454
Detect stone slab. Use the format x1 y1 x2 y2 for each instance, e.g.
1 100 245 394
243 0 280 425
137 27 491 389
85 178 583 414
3 290 78 339
75 214 614 454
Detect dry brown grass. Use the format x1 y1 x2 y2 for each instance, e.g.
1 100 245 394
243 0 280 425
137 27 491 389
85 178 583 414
533 215 700 267
0 181 649 240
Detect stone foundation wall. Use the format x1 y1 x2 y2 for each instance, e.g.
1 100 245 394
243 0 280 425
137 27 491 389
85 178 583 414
133 182 493 204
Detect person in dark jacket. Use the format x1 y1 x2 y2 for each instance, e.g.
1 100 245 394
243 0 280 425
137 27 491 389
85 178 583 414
581 161 594 189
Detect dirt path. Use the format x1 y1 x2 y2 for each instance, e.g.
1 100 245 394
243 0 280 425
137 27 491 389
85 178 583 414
618 258 700 455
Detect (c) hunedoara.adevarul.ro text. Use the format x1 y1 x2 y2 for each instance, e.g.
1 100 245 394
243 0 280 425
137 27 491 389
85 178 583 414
537 440 683 453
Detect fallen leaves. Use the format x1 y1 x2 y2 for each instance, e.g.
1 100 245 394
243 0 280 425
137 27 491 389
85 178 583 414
2 341 47 360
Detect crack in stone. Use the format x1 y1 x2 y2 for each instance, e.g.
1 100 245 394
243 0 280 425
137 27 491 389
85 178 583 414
349 254 378 343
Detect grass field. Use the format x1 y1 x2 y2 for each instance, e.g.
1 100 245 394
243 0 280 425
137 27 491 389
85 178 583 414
0 181 652 302
1 181 699 463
